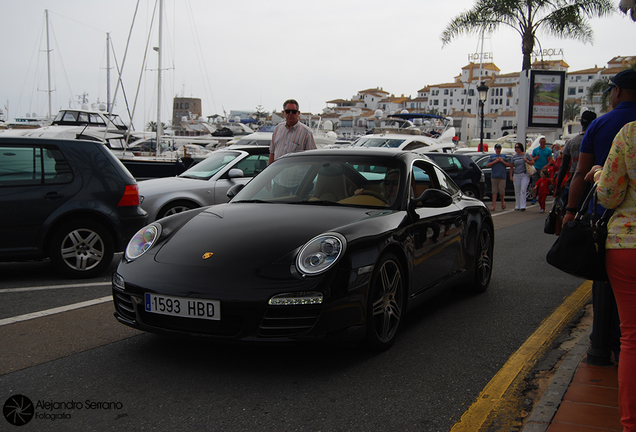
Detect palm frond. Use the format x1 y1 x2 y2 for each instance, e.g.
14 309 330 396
441 0 615 70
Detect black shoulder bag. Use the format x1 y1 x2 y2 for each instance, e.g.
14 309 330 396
544 195 563 235
545 185 612 282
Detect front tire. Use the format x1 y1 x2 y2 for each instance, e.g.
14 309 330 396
365 253 405 351
49 219 114 279
471 226 493 293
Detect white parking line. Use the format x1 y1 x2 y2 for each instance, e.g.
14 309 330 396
0 297 112 327
0 282 110 294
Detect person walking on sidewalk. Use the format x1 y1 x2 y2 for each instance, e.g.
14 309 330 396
510 142 534 211
532 170 551 213
596 120 636 431
555 110 597 198
485 143 512 211
531 137 553 204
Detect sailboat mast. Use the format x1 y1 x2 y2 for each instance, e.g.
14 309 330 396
106 33 111 112
45 9 53 120
156 0 163 144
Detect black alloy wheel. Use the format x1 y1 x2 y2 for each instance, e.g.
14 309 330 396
471 226 493 293
365 253 405 351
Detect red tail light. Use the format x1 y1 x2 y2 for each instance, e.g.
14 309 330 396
117 184 140 207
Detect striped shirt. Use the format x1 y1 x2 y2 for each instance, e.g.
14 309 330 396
270 121 317 188
270 121 316 161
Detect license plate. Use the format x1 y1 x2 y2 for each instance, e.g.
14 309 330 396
144 293 220 321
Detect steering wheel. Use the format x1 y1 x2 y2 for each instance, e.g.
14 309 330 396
360 190 388 204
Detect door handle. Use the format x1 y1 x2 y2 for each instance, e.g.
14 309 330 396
44 192 64 200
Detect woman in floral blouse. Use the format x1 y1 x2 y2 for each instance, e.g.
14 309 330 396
595 120 636 431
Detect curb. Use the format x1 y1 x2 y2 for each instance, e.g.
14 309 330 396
522 326 592 431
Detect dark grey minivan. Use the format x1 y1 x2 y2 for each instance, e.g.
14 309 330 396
0 137 148 278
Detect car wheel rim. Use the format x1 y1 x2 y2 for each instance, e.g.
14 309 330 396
372 260 403 343
476 229 492 285
164 206 191 217
60 228 105 271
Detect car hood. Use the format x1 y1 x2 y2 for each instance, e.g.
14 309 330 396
153 203 393 269
139 176 205 196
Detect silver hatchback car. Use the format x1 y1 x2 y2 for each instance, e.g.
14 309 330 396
139 145 270 220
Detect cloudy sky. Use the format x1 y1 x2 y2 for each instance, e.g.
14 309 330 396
1 0 633 130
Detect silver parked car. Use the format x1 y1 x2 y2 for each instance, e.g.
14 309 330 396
139 145 270 220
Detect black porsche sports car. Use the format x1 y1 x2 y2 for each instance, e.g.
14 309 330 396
112 148 494 350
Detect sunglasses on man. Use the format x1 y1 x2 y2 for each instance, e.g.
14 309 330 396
284 109 299 114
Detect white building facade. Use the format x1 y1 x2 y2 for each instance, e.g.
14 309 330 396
321 55 635 142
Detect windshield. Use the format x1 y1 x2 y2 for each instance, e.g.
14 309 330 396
107 114 127 128
232 154 404 208
179 151 241 180
352 137 406 149
233 137 271 146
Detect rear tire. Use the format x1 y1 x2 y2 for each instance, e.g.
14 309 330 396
49 219 114 279
364 253 405 351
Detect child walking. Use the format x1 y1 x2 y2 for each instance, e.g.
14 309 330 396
533 170 551 213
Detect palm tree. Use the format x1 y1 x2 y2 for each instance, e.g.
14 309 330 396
146 121 167 132
441 0 615 71
254 105 269 123
586 62 636 112
586 77 612 112
563 99 581 122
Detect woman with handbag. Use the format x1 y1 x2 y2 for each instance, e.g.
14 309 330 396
510 142 535 211
596 120 636 431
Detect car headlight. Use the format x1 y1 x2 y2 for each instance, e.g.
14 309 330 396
296 232 346 275
125 223 161 261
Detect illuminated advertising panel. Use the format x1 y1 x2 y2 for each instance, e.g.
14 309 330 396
528 70 566 128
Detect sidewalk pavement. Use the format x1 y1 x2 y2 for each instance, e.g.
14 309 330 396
523 326 622 432
486 199 620 430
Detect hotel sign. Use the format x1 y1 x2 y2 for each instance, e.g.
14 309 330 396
528 70 566 128
468 52 493 62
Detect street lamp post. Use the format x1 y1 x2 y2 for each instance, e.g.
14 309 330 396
477 81 489 152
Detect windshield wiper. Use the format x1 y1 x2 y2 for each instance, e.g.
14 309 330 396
232 199 271 204
290 200 341 206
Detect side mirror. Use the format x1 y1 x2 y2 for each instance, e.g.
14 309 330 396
227 183 245 199
227 168 244 179
411 188 453 209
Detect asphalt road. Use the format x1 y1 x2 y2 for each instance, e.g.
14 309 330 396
0 201 588 432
